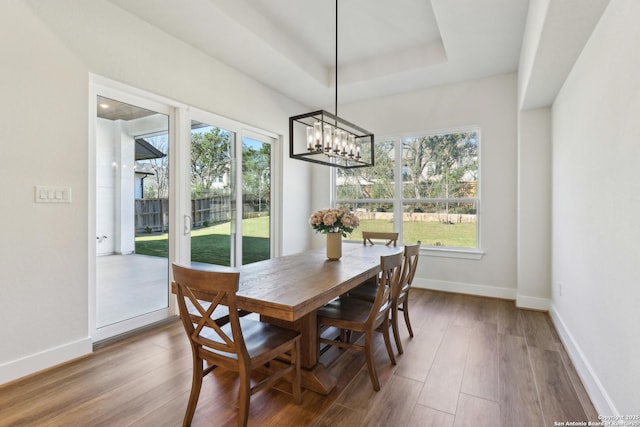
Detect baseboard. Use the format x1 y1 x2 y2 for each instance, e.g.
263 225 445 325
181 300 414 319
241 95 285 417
0 337 92 385
549 304 618 416
516 294 551 311
413 278 517 300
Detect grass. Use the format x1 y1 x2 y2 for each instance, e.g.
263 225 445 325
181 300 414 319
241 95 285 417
135 216 476 266
347 219 477 248
135 217 270 266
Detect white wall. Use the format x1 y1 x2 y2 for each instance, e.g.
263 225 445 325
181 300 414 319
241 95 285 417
551 0 640 414
0 0 92 382
517 108 551 310
333 74 519 298
0 0 310 383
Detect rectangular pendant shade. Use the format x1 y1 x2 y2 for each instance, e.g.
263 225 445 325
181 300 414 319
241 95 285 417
289 110 374 169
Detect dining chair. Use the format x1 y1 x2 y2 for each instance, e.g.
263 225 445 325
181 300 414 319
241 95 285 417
348 243 421 354
317 251 404 391
362 231 399 246
349 231 400 297
172 264 302 427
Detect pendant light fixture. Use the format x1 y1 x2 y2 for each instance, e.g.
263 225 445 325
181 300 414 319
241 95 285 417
289 0 374 169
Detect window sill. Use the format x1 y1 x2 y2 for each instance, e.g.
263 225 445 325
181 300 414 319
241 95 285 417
421 247 484 260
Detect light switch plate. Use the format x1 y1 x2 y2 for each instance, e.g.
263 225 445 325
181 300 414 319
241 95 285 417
35 186 72 203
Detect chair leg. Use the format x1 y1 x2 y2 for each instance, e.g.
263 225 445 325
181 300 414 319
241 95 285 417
381 317 396 365
237 366 251 427
391 304 404 354
340 328 349 344
184 357 204 427
402 299 414 338
364 331 381 391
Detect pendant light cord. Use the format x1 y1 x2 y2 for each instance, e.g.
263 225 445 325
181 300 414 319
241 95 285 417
335 0 338 127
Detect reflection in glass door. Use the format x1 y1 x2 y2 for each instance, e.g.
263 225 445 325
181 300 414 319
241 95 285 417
95 95 170 330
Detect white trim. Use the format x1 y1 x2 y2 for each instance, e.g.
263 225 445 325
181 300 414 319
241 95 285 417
549 303 618 416
414 278 516 300
91 308 172 342
0 338 92 384
515 294 550 311
421 247 484 260
175 107 192 267
90 74 187 110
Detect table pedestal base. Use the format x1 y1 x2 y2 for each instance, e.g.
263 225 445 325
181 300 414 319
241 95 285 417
260 312 337 394
257 358 336 395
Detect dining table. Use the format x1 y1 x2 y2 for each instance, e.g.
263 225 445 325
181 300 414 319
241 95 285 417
189 242 403 395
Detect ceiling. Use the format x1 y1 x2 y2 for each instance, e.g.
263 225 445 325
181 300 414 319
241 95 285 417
97 96 157 121
105 0 530 109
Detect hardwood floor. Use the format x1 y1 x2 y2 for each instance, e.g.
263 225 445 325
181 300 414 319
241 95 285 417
0 290 598 427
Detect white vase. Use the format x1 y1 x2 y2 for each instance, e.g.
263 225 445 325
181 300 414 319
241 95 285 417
326 232 342 260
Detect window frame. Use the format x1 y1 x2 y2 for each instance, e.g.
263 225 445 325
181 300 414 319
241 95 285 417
333 125 483 259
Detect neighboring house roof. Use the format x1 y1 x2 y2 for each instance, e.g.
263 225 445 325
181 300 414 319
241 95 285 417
135 138 166 160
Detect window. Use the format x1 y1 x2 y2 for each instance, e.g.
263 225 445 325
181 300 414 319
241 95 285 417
335 128 479 251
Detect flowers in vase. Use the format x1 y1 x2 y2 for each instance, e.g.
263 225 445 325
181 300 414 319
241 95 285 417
309 208 360 237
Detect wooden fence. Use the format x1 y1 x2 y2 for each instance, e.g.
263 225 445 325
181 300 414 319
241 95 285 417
135 196 265 232
192 196 231 227
135 199 169 233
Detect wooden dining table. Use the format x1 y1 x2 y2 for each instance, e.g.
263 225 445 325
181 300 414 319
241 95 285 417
190 243 403 394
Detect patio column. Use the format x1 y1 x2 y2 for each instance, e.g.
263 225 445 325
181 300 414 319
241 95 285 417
114 121 136 255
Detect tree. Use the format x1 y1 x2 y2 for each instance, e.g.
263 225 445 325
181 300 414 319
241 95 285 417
337 141 395 203
242 142 271 212
402 131 478 219
190 127 231 197
402 132 478 200
143 135 169 199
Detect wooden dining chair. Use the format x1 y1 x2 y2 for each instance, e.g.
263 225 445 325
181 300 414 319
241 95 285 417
348 243 421 354
391 243 420 354
317 252 404 391
362 231 399 246
349 231 400 298
172 264 302 427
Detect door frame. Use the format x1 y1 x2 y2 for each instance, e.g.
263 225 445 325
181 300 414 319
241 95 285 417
89 75 183 342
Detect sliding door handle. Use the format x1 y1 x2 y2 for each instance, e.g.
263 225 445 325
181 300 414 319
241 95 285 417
184 215 192 235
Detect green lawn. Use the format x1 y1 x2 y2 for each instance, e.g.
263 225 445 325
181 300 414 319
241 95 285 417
135 216 476 265
135 217 270 266
347 219 476 248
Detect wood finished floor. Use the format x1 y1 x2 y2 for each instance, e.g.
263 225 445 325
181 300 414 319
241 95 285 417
0 290 598 427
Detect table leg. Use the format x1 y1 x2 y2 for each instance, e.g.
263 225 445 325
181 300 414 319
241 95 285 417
260 311 337 395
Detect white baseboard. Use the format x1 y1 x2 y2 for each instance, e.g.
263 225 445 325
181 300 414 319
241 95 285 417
0 337 92 385
413 278 517 300
516 294 551 311
549 304 618 416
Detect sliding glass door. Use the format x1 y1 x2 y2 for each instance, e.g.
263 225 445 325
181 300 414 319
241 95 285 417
92 87 173 341
90 81 279 342
187 112 274 267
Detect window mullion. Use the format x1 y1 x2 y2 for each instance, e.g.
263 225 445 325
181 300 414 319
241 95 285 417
394 137 403 241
